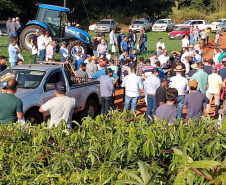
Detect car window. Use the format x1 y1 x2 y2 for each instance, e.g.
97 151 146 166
133 21 144 24
191 21 196 25
45 70 65 86
197 21 203 25
156 20 167 24
187 28 190 32
99 21 111 24
168 20 172 23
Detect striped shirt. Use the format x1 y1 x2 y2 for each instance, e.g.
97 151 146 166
142 65 155 78
136 63 146 76
121 65 131 81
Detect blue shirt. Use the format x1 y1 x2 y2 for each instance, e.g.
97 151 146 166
76 59 83 70
8 44 18 64
219 68 226 81
98 75 114 97
158 67 165 79
91 68 118 79
120 40 128 51
119 54 125 65
73 47 81 55
59 47 69 62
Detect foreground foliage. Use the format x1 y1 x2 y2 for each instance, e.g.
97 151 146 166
1 110 226 184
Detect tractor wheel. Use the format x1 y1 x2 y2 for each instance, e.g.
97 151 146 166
20 25 45 51
67 40 88 57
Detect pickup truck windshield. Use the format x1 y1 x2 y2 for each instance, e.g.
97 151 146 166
99 21 111 24
0 69 45 89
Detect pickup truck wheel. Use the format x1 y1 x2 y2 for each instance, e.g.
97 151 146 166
25 110 43 125
67 40 88 57
83 99 98 118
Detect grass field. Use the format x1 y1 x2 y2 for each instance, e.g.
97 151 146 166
0 31 214 65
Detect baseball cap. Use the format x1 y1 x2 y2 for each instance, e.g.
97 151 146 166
161 76 171 83
175 56 181 60
1 81 7 89
91 56 97 61
82 54 87 58
100 60 107 67
55 82 66 93
36 29 40 32
189 80 198 88
105 68 114 75
62 41 66 44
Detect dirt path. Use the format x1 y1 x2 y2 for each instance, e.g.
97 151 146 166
111 32 226 118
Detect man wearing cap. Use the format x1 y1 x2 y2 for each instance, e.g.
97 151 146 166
145 68 160 120
170 65 189 118
39 82 79 129
44 31 52 45
156 38 165 52
206 67 222 116
31 29 39 64
122 66 143 111
76 54 87 70
37 31 46 61
59 41 69 62
98 68 114 114
190 62 208 94
155 76 171 111
184 80 209 120
91 61 118 81
0 79 23 124
86 56 98 77
0 56 7 72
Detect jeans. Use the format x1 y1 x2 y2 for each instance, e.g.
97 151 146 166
33 54 37 64
101 97 112 115
176 95 185 118
124 95 139 111
93 51 99 57
10 31 17 37
139 43 144 54
190 34 193 45
194 37 198 45
146 95 156 121
10 62 17 67
216 41 219 48
39 49 46 61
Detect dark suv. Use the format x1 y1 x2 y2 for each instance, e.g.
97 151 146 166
144 17 156 27
0 21 7 36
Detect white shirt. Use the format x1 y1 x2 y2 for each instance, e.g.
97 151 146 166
184 61 190 75
194 54 203 63
158 54 169 69
121 73 143 97
109 31 117 45
182 38 189 48
145 74 160 94
37 35 46 50
84 59 90 64
170 74 189 95
156 42 165 51
44 36 52 45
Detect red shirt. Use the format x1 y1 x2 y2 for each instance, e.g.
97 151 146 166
190 27 194 35
216 64 222 70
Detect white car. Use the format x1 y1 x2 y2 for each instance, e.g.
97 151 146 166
174 20 208 30
89 24 96 31
210 19 226 32
152 19 175 32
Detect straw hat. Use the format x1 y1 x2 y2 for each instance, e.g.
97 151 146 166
174 65 185 71
191 63 197 69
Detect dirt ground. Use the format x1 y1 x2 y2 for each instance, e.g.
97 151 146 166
111 32 226 118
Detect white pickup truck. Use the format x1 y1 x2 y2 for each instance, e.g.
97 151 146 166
0 62 101 124
152 19 175 32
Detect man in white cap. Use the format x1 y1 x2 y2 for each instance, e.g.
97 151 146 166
31 29 40 64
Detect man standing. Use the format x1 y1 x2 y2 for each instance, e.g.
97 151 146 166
97 39 108 55
8 18 18 37
6 17 12 47
158 50 170 73
150 52 158 67
138 29 145 54
117 30 125 54
141 59 155 80
184 80 209 121
127 29 134 52
136 57 145 76
0 56 7 72
189 26 194 45
219 57 226 81
86 56 98 77
109 28 117 54
120 36 128 54
128 49 137 63
204 59 214 75
206 67 222 116
181 35 189 49
170 65 189 118
98 68 114 115
193 27 199 45
59 41 69 62
121 67 143 111
0 80 23 124
145 68 160 121
37 31 46 61
8 36 22 67
31 29 39 64
155 76 171 110
156 38 165 51
190 62 208 94
155 88 178 125
39 82 79 129
193 50 203 63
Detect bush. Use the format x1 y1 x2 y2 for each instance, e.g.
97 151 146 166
1 110 226 184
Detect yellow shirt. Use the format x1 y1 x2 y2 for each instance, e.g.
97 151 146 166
208 73 222 94
205 29 211 36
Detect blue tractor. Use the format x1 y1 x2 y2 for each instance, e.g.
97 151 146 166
20 4 92 55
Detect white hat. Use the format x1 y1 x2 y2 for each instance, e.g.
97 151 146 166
16 17 20 20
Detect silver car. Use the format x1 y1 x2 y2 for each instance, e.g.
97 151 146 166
217 22 226 32
129 19 152 32
95 19 118 33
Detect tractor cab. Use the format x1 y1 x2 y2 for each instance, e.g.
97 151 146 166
36 4 69 40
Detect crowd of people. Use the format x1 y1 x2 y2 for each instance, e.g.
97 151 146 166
2 22 226 127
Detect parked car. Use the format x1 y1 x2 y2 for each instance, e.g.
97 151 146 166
217 22 226 32
0 62 101 124
129 19 152 32
95 19 118 33
0 21 7 36
152 19 175 32
210 19 226 32
174 20 208 30
89 24 96 31
168 26 190 40
144 17 156 27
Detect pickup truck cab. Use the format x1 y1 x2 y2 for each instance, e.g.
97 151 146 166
175 20 208 30
0 62 101 124
152 19 175 32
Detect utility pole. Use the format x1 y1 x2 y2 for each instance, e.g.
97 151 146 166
64 0 66 7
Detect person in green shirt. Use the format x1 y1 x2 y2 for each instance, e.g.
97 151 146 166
0 79 23 124
190 62 208 94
